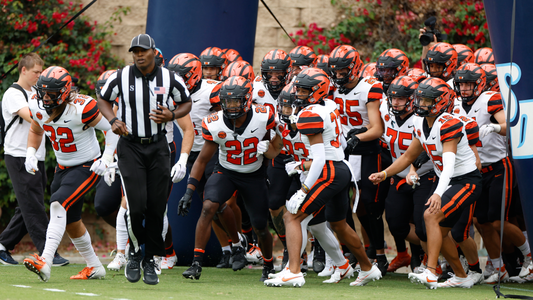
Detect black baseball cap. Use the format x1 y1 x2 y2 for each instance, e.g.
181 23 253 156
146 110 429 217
129 34 156 52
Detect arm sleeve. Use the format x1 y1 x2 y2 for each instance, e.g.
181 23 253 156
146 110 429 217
303 143 326 189
434 152 456 197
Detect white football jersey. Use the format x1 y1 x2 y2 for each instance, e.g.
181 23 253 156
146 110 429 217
275 121 310 162
412 112 477 177
296 101 344 162
252 76 277 114
29 95 101 167
333 76 384 137
454 91 506 164
202 104 276 173
379 101 433 178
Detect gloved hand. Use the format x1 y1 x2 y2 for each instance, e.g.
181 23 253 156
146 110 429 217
177 188 194 217
285 161 301 177
25 147 39 175
171 153 188 183
479 123 501 138
286 189 307 214
257 140 270 156
104 162 118 187
90 153 113 176
344 127 367 154
413 152 430 169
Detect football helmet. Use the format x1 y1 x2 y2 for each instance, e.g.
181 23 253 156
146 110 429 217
406 68 427 83
423 42 458 81
260 49 292 95
361 62 377 79
414 77 455 117
277 83 298 124
155 48 165 67
221 60 255 81
452 44 474 66
480 63 499 92
36 66 72 110
219 76 253 119
311 54 330 75
474 47 494 65
453 63 486 102
376 48 409 92
209 82 222 111
199 47 228 80
223 49 242 63
167 53 203 92
293 68 330 106
329 45 363 92
95 69 117 98
387 75 418 116
289 46 317 67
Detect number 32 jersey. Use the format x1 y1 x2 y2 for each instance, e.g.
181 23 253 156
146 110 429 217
202 105 276 173
29 95 102 167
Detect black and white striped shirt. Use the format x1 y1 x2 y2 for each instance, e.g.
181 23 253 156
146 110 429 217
100 65 190 138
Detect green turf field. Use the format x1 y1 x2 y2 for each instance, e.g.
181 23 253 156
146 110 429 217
1 264 532 300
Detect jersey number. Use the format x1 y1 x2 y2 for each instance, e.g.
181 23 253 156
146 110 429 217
423 143 443 172
334 97 363 126
225 137 259 165
385 127 412 158
329 111 341 148
283 140 309 161
42 125 77 153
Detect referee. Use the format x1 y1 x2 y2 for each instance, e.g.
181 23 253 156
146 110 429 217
97 33 191 285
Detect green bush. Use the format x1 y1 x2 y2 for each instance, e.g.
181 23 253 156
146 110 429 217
0 0 127 225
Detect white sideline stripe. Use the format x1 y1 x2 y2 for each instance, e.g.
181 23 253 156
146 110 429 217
496 285 533 294
43 288 66 292
111 298 131 300
76 293 99 296
12 285 31 288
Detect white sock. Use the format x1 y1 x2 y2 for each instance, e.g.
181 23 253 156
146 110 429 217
222 245 231 252
492 257 503 269
232 241 242 248
42 202 66 264
300 214 313 256
518 241 530 256
523 231 529 244
308 222 345 266
0 243 6 251
162 209 169 241
116 206 128 251
71 230 101 268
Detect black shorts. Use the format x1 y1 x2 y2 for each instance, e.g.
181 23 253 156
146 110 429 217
267 154 298 210
451 202 476 243
204 164 269 230
475 157 516 224
187 149 219 200
357 153 388 217
94 173 123 218
299 161 351 223
50 161 100 224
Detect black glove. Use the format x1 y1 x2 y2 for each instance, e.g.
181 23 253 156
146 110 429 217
177 188 194 217
345 127 367 155
413 152 430 169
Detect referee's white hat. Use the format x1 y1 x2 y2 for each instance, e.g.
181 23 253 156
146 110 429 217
129 34 156 52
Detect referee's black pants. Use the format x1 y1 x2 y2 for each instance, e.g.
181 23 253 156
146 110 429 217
117 137 170 258
0 155 48 254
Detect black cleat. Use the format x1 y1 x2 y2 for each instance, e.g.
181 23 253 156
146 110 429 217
281 248 289 270
125 249 142 283
183 261 202 280
52 253 69 266
260 264 275 282
376 255 389 276
313 240 325 273
231 246 247 271
216 250 232 268
142 258 159 285
300 251 308 273
0 250 18 265
348 252 359 269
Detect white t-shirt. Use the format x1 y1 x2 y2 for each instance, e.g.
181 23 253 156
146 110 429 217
2 86 46 160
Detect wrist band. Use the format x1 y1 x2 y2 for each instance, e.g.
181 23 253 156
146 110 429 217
301 160 306 172
109 117 118 126
171 110 176 120
381 170 387 180
187 177 199 188
301 183 310 193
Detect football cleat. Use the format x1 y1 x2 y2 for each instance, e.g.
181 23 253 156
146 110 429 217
231 246 248 271
483 266 509 284
0 250 18 265
264 271 305 287
519 253 532 278
107 252 127 271
70 265 106 280
153 256 162 275
260 264 275 282
125 249 142 283
161 254 177 270
245 244 263 265
483 260 495 278
438 274 474 288
216 250 232 268
414 254 428 274
467 270 484 285
142 258 159 285
52 253 69 266
269 266 289 279
350 265 382 286
376 255 389 276
318 254 335 277
23 254 51 282
387 252 411 273
183 261 202 280
323 262 355 283
509 275 527 283
408 268 438 289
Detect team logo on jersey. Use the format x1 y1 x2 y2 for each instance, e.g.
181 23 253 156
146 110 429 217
454 108 460 114
417 129 421 137
258 89 265 98
218 131 227 139
390 177 394 185
36 112 43 120
129 85 134 92
384 114 390 122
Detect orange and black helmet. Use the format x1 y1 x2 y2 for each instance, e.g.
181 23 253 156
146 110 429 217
480 63 499 92
209 82 222 111
155 48 165 67
329 45 363 92
223 49 242 63
311 54 330 75
277 83 298 124
221 60 255 81
36 66 72 110
474 47 494 65
424 42 458 81
167 53 203 92
453 63 486 102
199 47 228 80
219 76 253 119
289 46 317 67
293 68 330 106
387 75 419 116
452 44 474 66
406 68 427 83
260 49 292 94
95 69 117 98
414 77 455 117
361 62 377 79
376 48 409 82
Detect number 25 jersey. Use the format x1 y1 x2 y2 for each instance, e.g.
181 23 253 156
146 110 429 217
202 105 276 173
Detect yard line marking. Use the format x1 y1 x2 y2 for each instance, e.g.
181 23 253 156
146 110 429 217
76 293 99 296
12 285 31 288
43 288 66 292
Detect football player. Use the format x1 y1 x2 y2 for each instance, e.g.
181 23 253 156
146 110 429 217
375 48 409 93
423 42 458 87
199 47 228 80
452 44 475 67
253 49 292 113
474 47 494 65
288 46 317 80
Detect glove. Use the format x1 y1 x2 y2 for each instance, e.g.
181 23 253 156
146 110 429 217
479 123 501 138
104 162 118 187
413 152 430 169
257 140 270 156
344 127 366 154
285 161 301 177
90 153 113 176
171 153 188 183
177 188 194 217
286 189 307 214
25 147 39 175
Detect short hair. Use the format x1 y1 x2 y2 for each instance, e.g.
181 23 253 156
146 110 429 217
18 53 44 74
